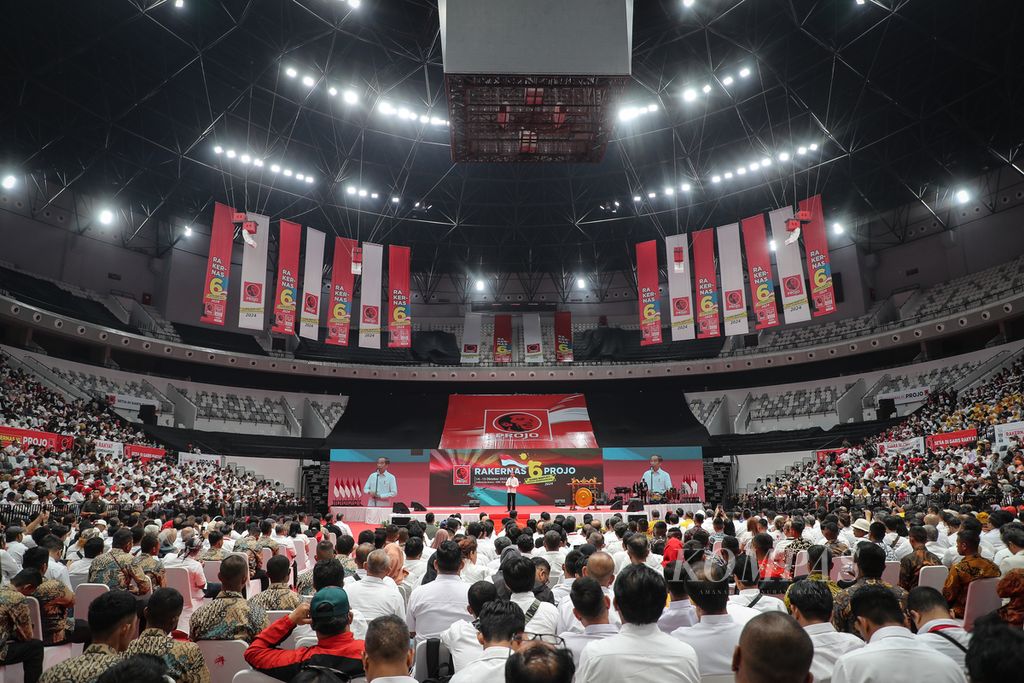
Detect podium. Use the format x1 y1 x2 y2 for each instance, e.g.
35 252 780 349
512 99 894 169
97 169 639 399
569 478 601 510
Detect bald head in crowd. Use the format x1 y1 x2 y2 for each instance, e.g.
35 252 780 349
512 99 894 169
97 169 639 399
732 612 813 683
584 551 616 587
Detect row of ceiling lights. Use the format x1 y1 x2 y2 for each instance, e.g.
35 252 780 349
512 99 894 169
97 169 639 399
377 101 449 127
282 66 360 105
474 277 589 292
212 146 316 184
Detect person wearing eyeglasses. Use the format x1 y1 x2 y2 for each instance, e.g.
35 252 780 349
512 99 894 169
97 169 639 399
448 600 525 683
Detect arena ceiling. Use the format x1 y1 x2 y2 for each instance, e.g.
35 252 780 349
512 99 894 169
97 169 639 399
2 0 1022 275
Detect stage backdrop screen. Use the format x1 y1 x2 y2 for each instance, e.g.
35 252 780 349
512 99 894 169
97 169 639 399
429 449 604 506
439 394 598 449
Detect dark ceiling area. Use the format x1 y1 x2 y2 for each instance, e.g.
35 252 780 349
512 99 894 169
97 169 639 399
2 0 1021 274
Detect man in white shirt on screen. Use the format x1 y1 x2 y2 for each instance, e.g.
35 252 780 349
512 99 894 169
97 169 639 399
641 455 672 497
363 457 398 508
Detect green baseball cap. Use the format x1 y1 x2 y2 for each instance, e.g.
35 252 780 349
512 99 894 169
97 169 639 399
310 586 350 626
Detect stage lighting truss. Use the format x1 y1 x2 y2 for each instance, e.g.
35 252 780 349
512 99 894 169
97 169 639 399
212 145 315 185
377 100 448 127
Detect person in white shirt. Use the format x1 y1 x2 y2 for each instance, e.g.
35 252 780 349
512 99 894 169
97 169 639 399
557 577 618 665
361 614 417 683
788 580 864 683
640 454 673 497
5 527 28 567
998 524 1024 575
557 552 620 634
162 539 208 603
363 457 398 508
730 555 787 615
576 563 700 683
449 600 524 683
731 612 815 683
671 564 746 677
505 474 520 512
659 561 698 633
550 549 584 606
623 534 662 573
831 584 967 683
441 581 498 672
503 555 559 636
345 549 406 621
401 537 429 597
39 536 72 591
407 540 471 646
908 586 971 672
536 531 566 588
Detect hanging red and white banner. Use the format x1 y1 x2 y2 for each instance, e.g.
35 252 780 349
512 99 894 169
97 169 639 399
799 194 837 316
238 212 269 330
925 428 978 451
200 202 235 326
493 314 512 364
554 311 573 362
358 242 383 349
740 213 780 330
665 234 695 341
298 228 326 340
461 312 483 364
716 223 748 336
0 426 74 452
523 313 544 363
636 239 662 345
387 245 412 348
326 238 357 346
692 228 720 339
123 444 166 462
271 220 301 335
768 207 812 324
439 394 598 449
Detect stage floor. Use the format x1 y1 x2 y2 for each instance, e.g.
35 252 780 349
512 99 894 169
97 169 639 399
332 503 704 526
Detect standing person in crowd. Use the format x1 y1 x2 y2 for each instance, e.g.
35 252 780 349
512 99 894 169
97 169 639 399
189 555 268 642
787 580 863 683
943 529 1000 618
448 600 525 683
0 570 44 683
251 555 301 611
123 588 209 683
39 591 139 683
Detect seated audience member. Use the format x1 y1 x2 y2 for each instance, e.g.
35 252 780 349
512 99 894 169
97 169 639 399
95 653 171 683
907 586 971 672
995 568 1024 627
505 641 574 683
251 555 301 611
441 581 497 671
406 539 470 645
401 537 428 595
730 555 786 615
39 590 139 683
124 588 209 683
296 541 337 595
751 532 788 579
831 585 967 683
89 529 152 595
832 542 908 634
0 570 45 683
449 600 525 683
558 551 620 634
69 537 105 590
942 529 1000 619
965 615 1024 683
22 546 80 645
550 549 583 607
361 615 413 683
502 555 559 636
575 564 700 683
899 525 941 591
731 612 814 683
132 534 165 590
189 554 268 642
40 535 73 591
198 530 227 562
787 580 863 683
557 577 618 665
162 538 209 603
291 559 368 643
672 562 745 676
997 524 1024 575
660 561 698 632
345 549 406 621
784 545 841 611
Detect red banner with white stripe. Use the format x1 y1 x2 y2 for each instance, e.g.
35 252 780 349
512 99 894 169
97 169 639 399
0 426 74 452
799 194 837 316
271 220 301 335
554 311 573 362
636 240 662 346
387 245 412 348
741 213 780 329
326 237 356 346
692 228 720 338
199 202 235 326
493 314 512 364
925 428 977 451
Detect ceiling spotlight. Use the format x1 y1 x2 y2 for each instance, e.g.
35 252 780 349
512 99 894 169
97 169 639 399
701 84 712 94
778 151 791 161
343 90 358 104
283 169 293 177
647 103 658 112
832 222 845 235
213 145 223 154
739 67 751 78
683 88 697 102
748 162 759 172
613 200 620 207
430 116 444 125
174 0 184 7
346 186 357 195
253 159 264 167
347 0 361 7
391 196 400 203
358 189 367 197
328 86 338 97
184 225 192 236
647 192 656 199
809 143 819 151
633 195 642 202
769 239 777 251
576 277 586 290
225 149 236 159
711 175 721 184
736 167 746 176
371 193 379 199
724 172 733 179
305 176 314 184
855 0 865 4
285 67 298 78
296 173 305 181
414 202 420 208
664 187 675 196
722 75 734 86
240 154 251 164
761 158 772 167
797 146 808 155
683 0 695 7
474 279 485 292
955 188 971 204
271 164 281 173
681 182 692 192
397 107 411 119
1 175 15 190
618 108 636 122
302 75 315 87
418 115 428 124
98 209 114 225
379 101 396 116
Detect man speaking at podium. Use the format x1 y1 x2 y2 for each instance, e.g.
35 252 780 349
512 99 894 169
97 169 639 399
641 454 672 498
364 457 398 508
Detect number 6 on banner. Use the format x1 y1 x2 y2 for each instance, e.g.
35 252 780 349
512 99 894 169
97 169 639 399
528 461 543 480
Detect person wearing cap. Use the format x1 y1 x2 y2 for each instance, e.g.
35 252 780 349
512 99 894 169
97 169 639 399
243 586 365 682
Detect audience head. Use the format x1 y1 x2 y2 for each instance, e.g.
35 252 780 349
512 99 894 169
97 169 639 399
853 541 886 579
311 586 353 636
476 599 525 646
569 576 609 626
907 587 953 629
266 554 291 584
312 559 344 592
732 613 813 683
144 587 184 633
966 616 1024 683
218 554 249 591
786 579 834 626
504 556 538 594
849 584 906 640
434 540 463 574
612 564 667 625
505 642 574 683
467 580 498 618
90 590 140 651
362 615 412 679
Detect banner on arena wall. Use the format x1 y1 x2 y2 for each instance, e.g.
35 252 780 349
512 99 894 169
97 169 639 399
387 245 412 348
105 394 161 415
358 242 383 349
740 214 780 329
439 394 598 449
94 440 123 458
665 234 695 341
178 452 223 466
461 312 483 364
124 444 166 461
199 202 234 326
925 429 978 451
298 228 326 340
995 421 1024 450
271 219 301 335
877 387 931 406
799 194 837 316
0 426 74 452
877 437 925 458
816 447 848 463
493 314 512 364
636 239 662 345
554 311 573 362
768 207 812 324
326 237 357 346
716 223 748 336
692 228 720 339
523 313 543 363
238 212 270 330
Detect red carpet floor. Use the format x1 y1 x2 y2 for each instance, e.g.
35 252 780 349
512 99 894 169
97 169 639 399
345 504 616 536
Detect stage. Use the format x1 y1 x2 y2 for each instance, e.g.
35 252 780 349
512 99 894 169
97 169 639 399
331 503 706 526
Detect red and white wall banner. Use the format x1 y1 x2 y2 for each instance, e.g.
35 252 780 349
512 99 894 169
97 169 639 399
800 194 837 316
636 239 662 345
0 426 74 452
298 228 326 340
493 314 512 364
387 245 412 348
816 447 849 463
271 219 301 335
716 223 748 336
523 313 544 363
692 228 721 339
461 312 482 364
740 214 780 330
326 237 357 346
358 242 383 349
925 429 978 451
199 202 235 326
877 387 930 406
105 393 161 414
178 452 223 466
94 440 123 458
554 311 574 362
995 421 1024 450
665 234 695 341
877 437 925 458
238 212 269 330
124 444 166 461
439 394 598 449
768 207 812 324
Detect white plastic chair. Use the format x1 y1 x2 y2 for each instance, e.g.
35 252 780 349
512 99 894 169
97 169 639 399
204 561 222 584
0 663 25 683
166 566 198 609
917 565 949 592
830 556 856 582
260 548 272 568
197 640 250 683
73 583 109 621
792 551 810 577
24 597 74 669
963 577 1001 632
294 541 308 573
881 561 900 586
232 671 279 683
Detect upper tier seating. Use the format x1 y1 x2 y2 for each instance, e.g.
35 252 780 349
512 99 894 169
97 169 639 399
0 266 134 332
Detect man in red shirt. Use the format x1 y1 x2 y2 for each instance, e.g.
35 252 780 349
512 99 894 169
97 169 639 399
752 533 788 580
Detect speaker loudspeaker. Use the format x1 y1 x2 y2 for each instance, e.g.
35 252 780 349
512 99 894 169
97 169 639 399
410 501 427 512
392 502 410 514
608 497 623 510
626 498 644 512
